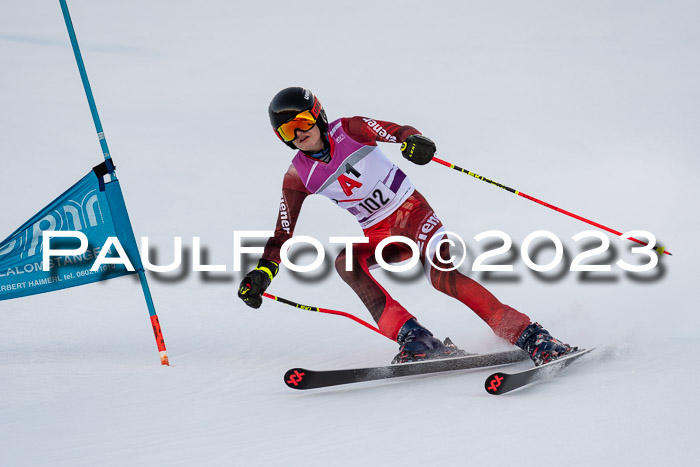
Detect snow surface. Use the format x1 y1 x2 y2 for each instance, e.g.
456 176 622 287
1 1 699 465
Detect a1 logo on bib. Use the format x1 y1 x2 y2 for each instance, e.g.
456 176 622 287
337 174 363 196
337 163 363 196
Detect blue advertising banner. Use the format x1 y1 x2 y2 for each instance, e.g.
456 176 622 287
0 165 144 301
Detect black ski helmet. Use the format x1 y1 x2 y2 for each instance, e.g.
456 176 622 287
268 87 328 149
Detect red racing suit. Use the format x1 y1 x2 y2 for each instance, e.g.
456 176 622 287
262 116 531 343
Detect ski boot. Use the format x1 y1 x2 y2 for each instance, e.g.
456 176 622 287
391 318 469 364
515 322 577 366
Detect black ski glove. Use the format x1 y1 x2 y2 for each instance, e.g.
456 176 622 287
238 259 279 309
401 134 436 166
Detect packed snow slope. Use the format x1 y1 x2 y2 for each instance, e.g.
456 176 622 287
1 1 699 465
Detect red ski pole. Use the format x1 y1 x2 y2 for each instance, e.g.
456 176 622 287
262 292 385 337
431 157 671 256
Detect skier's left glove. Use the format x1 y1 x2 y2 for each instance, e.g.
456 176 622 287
238 259 279 309
401 134 436 166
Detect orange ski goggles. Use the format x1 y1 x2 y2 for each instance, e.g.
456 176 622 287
274 110 317 142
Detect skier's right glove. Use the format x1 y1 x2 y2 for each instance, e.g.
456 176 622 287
238 259 279 309
401 134 436 165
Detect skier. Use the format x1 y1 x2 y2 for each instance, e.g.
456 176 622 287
238 86 575 365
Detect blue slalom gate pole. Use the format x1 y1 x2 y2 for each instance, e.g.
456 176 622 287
59 0 169 365
58 0 114 172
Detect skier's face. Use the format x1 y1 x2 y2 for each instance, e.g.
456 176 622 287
293 124 324 153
